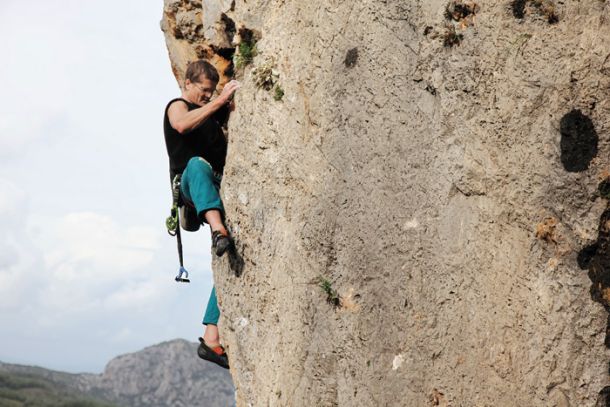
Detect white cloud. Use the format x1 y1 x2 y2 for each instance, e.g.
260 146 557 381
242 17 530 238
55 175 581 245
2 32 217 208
38 212 163 310
45 212 159 277
0 178 28 220
103 275 168 311
0 178 42 310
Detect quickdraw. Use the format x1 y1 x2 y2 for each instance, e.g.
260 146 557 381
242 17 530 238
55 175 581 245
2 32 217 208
166 203 179 236
166 175 190 283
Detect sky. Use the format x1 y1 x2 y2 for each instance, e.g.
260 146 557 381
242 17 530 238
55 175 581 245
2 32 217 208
0 0 217 373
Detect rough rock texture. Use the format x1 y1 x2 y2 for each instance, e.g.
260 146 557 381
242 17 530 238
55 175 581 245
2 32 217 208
161 0 234 88
162 1 610 406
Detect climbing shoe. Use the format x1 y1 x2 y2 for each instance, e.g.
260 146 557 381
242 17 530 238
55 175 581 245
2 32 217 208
197 337 230 369
212 230 232 257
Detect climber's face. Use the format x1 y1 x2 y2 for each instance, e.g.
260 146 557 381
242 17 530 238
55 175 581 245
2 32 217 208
186 74 218 105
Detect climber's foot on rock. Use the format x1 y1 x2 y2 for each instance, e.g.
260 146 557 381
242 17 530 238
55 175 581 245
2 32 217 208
197 337 229 369
212 230 232 257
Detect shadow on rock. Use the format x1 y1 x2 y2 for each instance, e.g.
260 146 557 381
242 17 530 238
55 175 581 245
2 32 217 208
596 386 610 407
578 207 610 312
560 109 597 172
579 204 610 404
227 244 244 277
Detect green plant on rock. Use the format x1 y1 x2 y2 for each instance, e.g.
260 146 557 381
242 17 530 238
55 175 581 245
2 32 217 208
233 39 257 70
273 84 284 101
319 276 340 307
251 58 285 101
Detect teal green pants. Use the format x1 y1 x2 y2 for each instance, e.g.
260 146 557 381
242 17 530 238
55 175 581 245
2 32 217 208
180 157 223 219
202 287 220 325
180 157 223 326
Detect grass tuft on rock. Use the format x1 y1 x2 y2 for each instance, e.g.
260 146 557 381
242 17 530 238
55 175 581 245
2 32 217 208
319 276 341 307
273 85 284 101
234 40 257 70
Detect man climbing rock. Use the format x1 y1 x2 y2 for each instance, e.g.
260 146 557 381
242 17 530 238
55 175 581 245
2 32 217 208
163 59 239 369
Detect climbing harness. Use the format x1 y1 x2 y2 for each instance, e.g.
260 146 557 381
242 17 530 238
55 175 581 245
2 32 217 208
166 175 190 283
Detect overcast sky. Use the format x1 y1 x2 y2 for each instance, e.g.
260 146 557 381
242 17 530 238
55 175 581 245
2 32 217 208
0 0 217 373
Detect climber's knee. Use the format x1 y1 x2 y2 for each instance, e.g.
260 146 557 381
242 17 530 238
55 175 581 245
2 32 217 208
186 156 214 177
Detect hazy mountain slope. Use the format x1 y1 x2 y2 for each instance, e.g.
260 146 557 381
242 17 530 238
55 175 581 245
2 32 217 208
1 339 234 407
0 369 116 407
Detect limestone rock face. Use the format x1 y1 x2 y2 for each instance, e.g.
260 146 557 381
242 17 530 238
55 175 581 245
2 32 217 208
161 0 233 88
162 1 610 406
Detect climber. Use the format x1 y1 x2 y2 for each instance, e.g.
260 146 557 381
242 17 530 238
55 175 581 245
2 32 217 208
163 59 240 370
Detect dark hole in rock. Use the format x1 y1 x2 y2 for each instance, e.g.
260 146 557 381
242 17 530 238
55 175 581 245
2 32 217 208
578 244 599 270
224 65 234 78
443 25 463 48
546 10 559 24
445 1 478 21
559 109 598 172
214 46 235 61
228 244 245 277
329 297 341 307
221 13 236 40
209 44 235 77
344 48 359 68
238 27 255 44
532 0 559 24
600 179 610 199
512 0 559 24
173 27 184 40
512 0 527 18
423 26 433 36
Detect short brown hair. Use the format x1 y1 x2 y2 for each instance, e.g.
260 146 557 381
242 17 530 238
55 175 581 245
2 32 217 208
185 60 219 84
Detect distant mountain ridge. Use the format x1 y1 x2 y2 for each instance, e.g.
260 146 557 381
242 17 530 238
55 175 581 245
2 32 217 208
0 339 234 407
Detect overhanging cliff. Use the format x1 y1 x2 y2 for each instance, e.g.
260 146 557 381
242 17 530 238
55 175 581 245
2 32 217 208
162 1 610 405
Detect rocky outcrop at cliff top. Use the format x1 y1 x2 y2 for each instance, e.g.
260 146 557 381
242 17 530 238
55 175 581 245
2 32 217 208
162 1 610 406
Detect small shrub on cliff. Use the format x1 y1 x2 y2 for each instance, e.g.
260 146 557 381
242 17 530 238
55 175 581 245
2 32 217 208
273 85 284 101
234 39 257 70
319 276 340 307
252 58 279 91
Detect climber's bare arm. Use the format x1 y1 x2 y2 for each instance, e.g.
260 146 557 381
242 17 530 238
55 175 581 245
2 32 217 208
168 99 225 134
169 80 240 134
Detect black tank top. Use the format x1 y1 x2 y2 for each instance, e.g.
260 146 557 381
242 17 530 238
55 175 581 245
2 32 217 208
163 98 229 180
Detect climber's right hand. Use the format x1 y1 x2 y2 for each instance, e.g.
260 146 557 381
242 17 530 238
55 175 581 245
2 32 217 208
218 80 241 104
